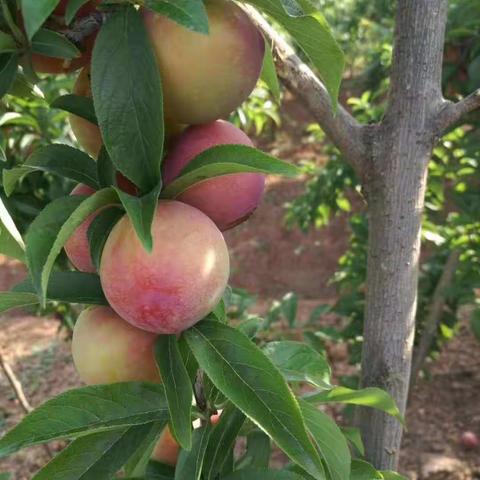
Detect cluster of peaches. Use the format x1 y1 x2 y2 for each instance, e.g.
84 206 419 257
34 0 266 465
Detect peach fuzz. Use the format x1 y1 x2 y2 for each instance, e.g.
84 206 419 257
143 0 264 124
100 200 230 334
162 120 265 231
72 306 160 385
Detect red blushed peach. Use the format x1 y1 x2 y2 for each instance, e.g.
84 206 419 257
64 177 137 273
162 120 265 231
72 306 160 385
69 66 103 158
143 0 265 124
64 183 97 273
100 200 230 334
151 426 180 465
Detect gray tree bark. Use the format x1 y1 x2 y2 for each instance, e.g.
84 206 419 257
355 1 449 469
246 0 480 471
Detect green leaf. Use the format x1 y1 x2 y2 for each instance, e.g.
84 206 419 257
0 382 168 459
25 189 118 304
13 271 107 305
31 29 80 59
203 404 245 480
175 424 212 480
65 0 95 24
32 423 161 480
0 54 18 98
341 427 364 456
261 42 281 102
154 335 193 451
380 472 408 480
263 341 331 389
97 147 116 188
178 337 199 383
124 422 166 478
184 320 325 479
161 145 298 198
144 0 209 34
350 460 383 479
281 292 298 327
87 207 124 270
300 400 351 480
212 299 227 323
0 198 25 261
115 183 161 252
0 473 11 480
51 94 98 125
305 387 405 425
236 430 271 470
3 144 99 196
0 32 17 53
222 470 305 480
145 461 175 479
279 0 309 16
471 309 480 342
243 0 344 107
91 6 163 192
0 292 39 314
22 0 61 40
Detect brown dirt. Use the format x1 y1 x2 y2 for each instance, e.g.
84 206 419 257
0 99 479 479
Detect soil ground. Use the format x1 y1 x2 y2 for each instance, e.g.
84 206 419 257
0 99 479 479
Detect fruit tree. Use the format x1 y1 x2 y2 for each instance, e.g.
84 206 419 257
0 0 478 478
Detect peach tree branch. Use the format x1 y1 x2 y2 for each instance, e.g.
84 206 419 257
242 5 368 176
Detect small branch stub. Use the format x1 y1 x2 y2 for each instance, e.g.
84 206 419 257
437 89 480 133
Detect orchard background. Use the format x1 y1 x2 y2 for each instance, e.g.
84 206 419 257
0 0 479 479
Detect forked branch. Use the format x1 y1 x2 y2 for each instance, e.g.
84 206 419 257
437 89 480 133
242 5 368 175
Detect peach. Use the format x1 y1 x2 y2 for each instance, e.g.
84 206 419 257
69 67 182 157
162 120 265 231
69 66 103 158
143 0 264 124
72 306 160 384
100 200 230 334
151 426 180 465
18 1 97 74
64 177 136 272
64 183 97 273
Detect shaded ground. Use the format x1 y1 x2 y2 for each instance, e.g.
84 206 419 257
0 99 479 478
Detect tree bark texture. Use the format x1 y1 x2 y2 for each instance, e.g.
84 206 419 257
356 0 449 469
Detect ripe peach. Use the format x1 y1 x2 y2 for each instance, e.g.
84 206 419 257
64 183 97 273
69 66 103 158
64 177 137 272
151 426 180 465
72 306 160 385
162 120 265 231
100 200 230 334
143 0 264 124
18 1 97 74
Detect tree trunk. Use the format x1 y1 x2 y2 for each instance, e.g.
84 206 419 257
356 0 449 470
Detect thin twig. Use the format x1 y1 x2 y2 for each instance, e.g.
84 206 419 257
242 5 368 175
410 250 461 389
0 351 32 413
0 351 54 458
